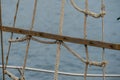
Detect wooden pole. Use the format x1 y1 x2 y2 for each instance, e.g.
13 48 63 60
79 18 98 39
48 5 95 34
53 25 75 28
0 26 120 50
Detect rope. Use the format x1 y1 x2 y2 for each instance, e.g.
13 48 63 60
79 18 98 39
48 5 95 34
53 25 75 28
0 0 110 80
101 0 106 80
54 0 65 80
5 0 20 69
31 37 57 44
83 0 89 80
70 0 106 18
0 0 5 79
62 42 107 67
22 0 38 79
1 65 120 77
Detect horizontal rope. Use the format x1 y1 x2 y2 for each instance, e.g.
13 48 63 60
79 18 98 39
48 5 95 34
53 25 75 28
8 35 56 44
8 36 28 42
31 37 56 44
1 65 120 77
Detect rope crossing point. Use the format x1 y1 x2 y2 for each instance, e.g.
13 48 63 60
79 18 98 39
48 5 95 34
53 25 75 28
1 0 120 80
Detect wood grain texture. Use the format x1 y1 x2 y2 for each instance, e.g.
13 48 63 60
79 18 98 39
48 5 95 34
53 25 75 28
0 26 120 50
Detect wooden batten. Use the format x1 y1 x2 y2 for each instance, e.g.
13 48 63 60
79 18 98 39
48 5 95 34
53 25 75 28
0 26 120 50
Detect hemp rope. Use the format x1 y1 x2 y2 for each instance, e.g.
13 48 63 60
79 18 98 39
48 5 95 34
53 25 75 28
54 0 65 80
101 0 106 80
0 0 5 79
62 42 107 67
83 0 89 80
21 0 38 79
70 0 106 18
5 0 20 69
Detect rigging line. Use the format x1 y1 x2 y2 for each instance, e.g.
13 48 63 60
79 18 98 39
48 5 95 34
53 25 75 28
101 0 106 80
84 0 89 80
70 0 105 18
22 0 38 78
54 0 65 80
0 0 5 79
5 0 20 69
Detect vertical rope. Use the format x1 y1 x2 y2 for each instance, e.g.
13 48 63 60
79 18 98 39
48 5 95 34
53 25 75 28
84 0 89 80
5 0 20 69
101 0 106 80
0 0 5 79
54 0 65 80
22 0 38 78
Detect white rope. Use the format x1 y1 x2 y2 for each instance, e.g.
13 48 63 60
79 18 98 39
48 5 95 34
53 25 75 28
1 65 120 77
31 37 56 44
70 0 106 18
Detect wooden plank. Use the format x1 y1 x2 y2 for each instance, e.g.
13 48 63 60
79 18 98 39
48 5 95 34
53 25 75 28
0 26 120 50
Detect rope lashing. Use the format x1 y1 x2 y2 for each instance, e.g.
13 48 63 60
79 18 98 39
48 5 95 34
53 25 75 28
70 0 106 18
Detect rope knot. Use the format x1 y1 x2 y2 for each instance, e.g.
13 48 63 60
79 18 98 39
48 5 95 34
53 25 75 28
56 40 63 44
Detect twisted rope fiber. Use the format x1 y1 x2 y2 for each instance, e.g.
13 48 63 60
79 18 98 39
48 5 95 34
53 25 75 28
8 36 56 44
62 42 107 67
83 0 89 80
21 0 38 79
0 0 5 79
54 0 65 80
101 0 106 80
70 0 106 18
5 0 20 70
0 0 114 80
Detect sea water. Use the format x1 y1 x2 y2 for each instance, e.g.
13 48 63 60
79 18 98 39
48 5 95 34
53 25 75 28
0 0 120 80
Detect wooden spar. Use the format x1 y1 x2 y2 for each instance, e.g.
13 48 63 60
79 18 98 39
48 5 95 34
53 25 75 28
0 26 120 50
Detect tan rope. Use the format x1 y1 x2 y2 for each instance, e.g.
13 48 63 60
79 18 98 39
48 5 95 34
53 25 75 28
31 37 57 44
22 0 38 79
84 0 89 80
54 0 65 80
70 0 106 18
101 0 106 80
5 0 20 69
0 0 5 79
62 42 107 67
8 36 28 42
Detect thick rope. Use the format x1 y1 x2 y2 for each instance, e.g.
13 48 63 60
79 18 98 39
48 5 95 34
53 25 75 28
21 0 38 79
62 42 107 67
70 0 106 18
54 0 65 80
5 0 20 69
0 0 5 79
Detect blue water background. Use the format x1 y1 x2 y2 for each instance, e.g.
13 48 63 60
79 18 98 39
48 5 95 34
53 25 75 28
0 0 120 80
